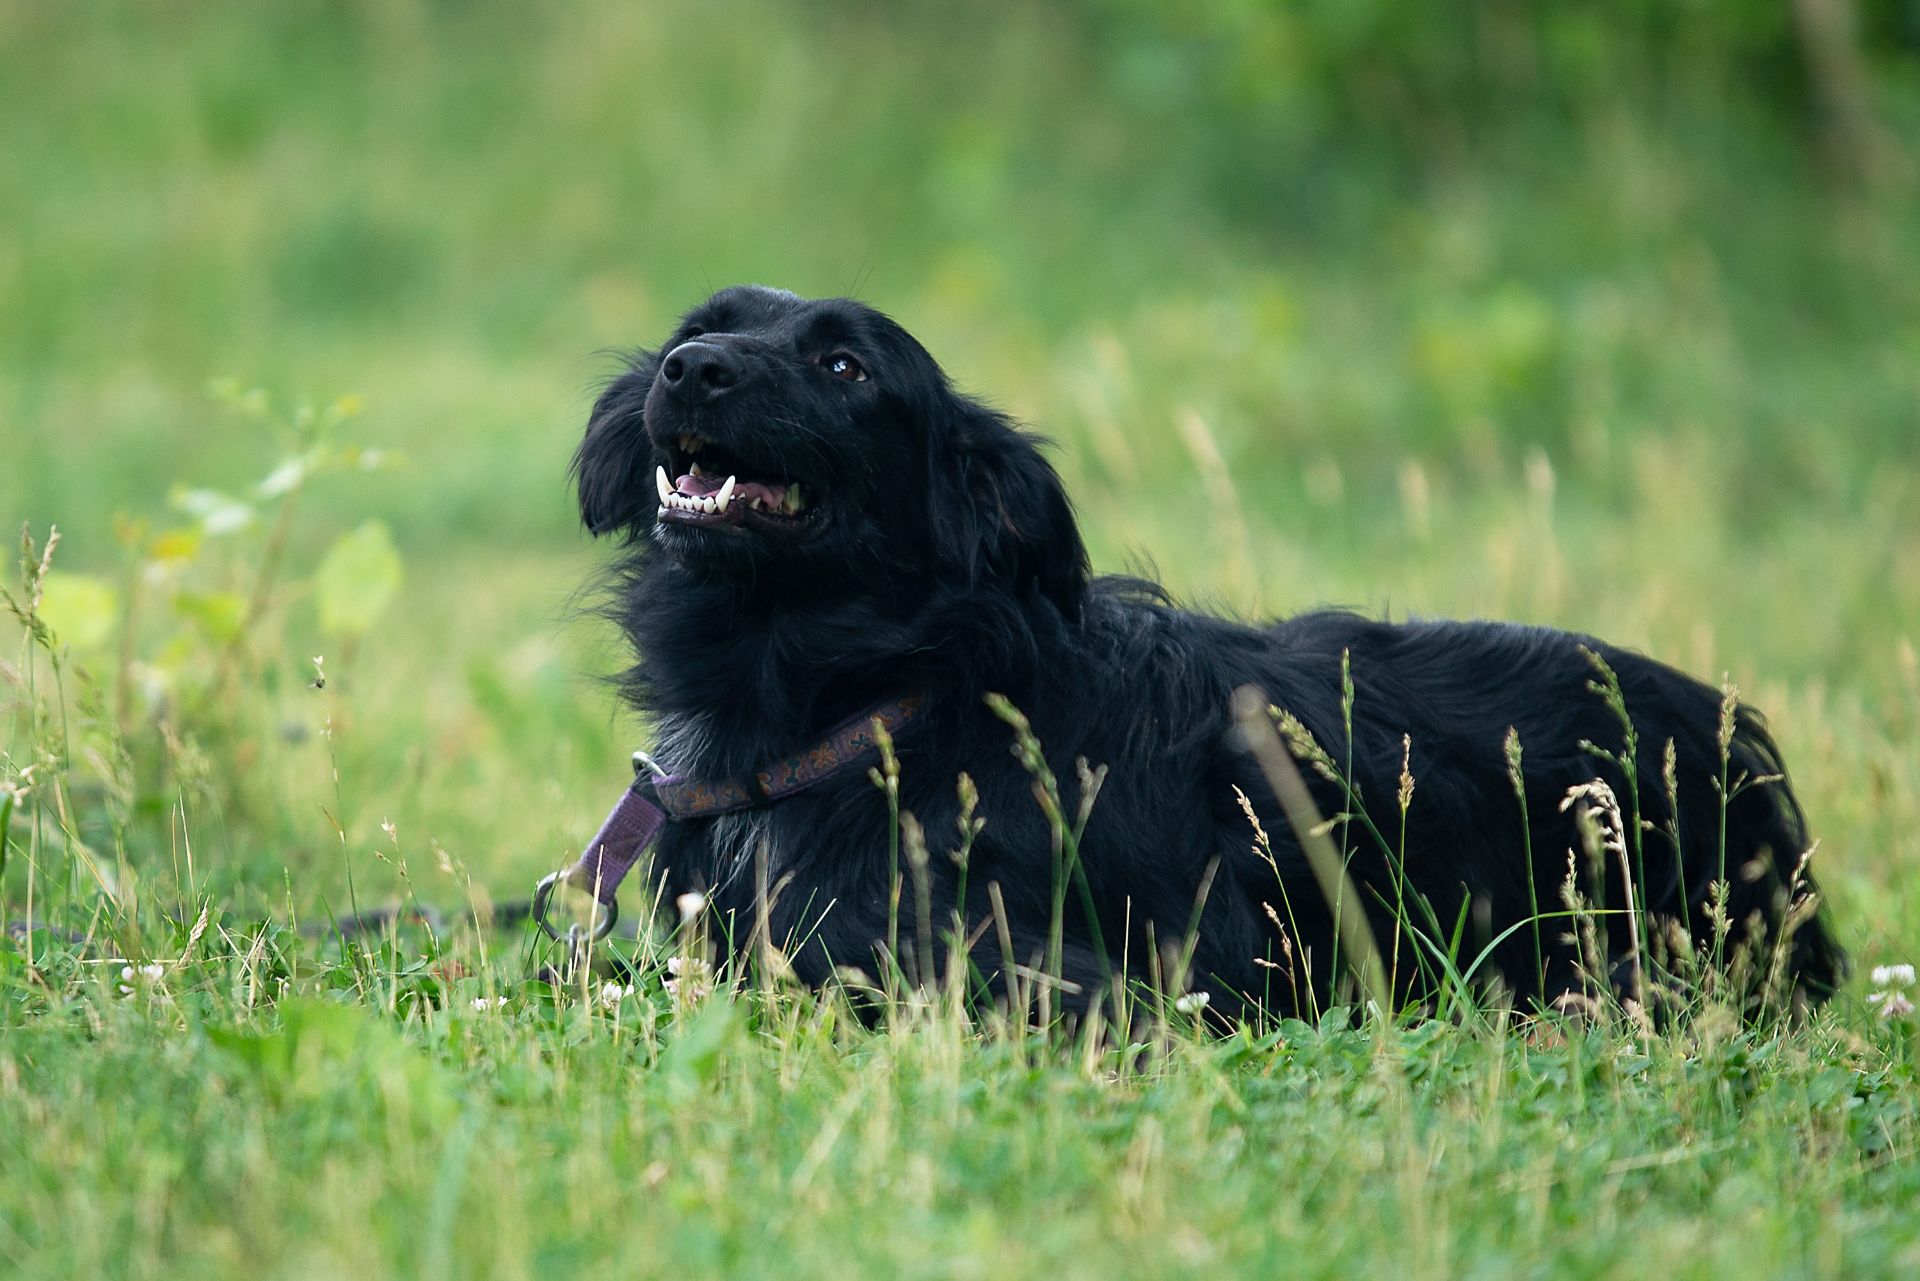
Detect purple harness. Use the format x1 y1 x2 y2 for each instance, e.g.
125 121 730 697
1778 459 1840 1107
532 693 926 943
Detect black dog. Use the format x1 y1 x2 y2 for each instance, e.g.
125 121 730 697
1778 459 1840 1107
572 284 1842 1021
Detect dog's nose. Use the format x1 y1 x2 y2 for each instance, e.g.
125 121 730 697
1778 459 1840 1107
659 341 741 403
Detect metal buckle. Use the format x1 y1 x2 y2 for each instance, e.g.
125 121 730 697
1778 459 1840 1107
530 869 619 946
632 749 668 780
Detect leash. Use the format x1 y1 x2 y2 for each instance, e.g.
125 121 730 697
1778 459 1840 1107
4 900 546 952
530 693 926 948
3 695 927 964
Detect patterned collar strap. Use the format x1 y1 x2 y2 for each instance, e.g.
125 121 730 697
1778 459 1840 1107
653 692 926 817
541 693 927 924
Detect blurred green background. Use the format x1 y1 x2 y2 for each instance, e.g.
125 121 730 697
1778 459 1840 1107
3 1 1917 952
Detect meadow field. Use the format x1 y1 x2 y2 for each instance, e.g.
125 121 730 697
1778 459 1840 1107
4 3 1919 1277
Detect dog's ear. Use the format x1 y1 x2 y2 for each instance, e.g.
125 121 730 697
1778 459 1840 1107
572 360 656 538
929 402 1090 621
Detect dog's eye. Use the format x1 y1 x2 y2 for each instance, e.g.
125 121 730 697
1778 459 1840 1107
825 353 868 383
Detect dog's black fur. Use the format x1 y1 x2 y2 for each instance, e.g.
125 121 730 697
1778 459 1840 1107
574 284 1843 1021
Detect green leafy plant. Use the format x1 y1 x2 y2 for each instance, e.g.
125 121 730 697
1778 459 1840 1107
3 384 400 929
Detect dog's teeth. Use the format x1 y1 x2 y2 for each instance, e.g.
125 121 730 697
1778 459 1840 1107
656 465 672 504
716 475 737 513
690 461 703 477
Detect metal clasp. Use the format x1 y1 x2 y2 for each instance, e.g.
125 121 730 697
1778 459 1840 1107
530 869 620 946
530 746 660 952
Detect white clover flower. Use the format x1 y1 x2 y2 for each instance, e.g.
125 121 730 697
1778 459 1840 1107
1867 961 1916 1022
598 981 635 1009
664 955 713 1003
470 996 506 1012
116 962 165 995
675 891 707 925
1867 990 1916 1020
1869 963 1915 988
1174 991 1211 1014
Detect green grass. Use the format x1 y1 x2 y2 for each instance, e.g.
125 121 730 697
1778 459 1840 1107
4 968 1918 1279
5 3 1920 1277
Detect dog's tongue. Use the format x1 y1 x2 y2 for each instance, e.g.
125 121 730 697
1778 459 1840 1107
675 473 786 507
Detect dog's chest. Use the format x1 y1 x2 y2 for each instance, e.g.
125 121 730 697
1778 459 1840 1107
696 807 782 892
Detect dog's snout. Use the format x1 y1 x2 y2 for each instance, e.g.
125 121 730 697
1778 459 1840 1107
660 340 742 403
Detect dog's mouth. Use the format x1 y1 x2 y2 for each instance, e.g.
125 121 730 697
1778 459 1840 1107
653 432 820 541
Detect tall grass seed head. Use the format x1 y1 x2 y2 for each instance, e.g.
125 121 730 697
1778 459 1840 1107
1397 733 1415 813
1503 726 1525 797
1270 706 1340 783
1717 679 1739 756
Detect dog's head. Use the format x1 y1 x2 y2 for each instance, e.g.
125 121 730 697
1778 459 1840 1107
574 285 1088 619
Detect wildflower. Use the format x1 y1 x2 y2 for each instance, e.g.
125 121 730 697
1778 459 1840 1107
664 955 713 1003
1174 991 1211 1014
675 891 707 925
1870 963 1915 988
598 981 635 1009
1867 962 1915 1022
117 962 165 995
471 996 506 1012
1867 990 1915 1020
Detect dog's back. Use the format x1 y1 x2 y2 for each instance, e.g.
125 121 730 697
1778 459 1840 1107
1225 610 1844 1011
